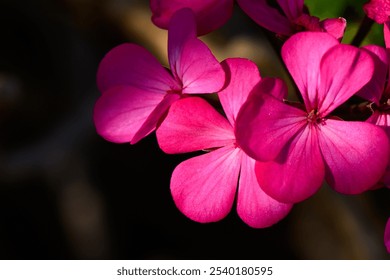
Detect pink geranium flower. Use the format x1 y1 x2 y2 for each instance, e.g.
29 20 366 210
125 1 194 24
385 218 390 253
363 0 390 24
156 58 292 228
236 0 346 40
150 0 234 35
236 32 389 203
93 8 225 144
357 23 390 188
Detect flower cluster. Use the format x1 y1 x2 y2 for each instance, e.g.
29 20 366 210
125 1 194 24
93 0 390 253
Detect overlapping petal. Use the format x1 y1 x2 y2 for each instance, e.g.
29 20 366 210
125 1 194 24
363 0 390 24
236 86 306 162
218 58 262 126
177 38 225 94
317 45 375 116
170 145 240 223
237 155 293 228
318 119 389 194
150 0 234 36
97 43 177 93
255 125 325 203
93 86 165 143
236 0 294 36
131 93 180 144
282 32 339 112
168 8 196 74
156 97 235 154
168 9 225 94
357 45 388 104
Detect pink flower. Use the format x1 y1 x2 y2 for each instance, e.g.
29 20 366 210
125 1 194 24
93 8 225 144
150 0 234 36
156 58 292 228
235 32 389 203
385 218 390 253
363 0 390 24
236 0 346 40
357 23 390 188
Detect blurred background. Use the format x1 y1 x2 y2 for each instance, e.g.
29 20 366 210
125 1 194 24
0 0 389 260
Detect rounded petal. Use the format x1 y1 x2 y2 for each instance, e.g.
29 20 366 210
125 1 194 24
156 97 235 154
93 86 165 143
281 32 339 112
317 45 375 116
318 119 389 194
363 0 390 24
170 146 241 223
150 0 234 36
97 43 177 93
218 58 261 126
237 155 293 228
236 85 306 162
236 0 294 36
255 125 325 203
357 45 388 104
168 9 225 94
320 17 347 41
385 218 390 253
178 38 225 94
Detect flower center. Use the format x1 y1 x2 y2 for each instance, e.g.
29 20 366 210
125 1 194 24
307 109 325 125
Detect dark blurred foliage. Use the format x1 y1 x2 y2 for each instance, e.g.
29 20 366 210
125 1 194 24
0 0 388 260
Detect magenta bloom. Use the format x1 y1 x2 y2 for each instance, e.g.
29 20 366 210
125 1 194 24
156 58 292 227
357 23 390 188
236 32 389 203
363 0 390 24
385 218 390 253
93 8 225 144
236 0 346 40
150 0 234 36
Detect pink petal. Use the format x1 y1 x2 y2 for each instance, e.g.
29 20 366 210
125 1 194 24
318 119 389 194
167 8 196 78
276 0 303 20
252 77 289 101
131 92 180 144
179 39 226 94
367 111 390 136
150 0 234 36
156 97 235 154
236 0 294 36
363 0 390 24
367 112 390 189
93 86 165 143
357 45 388 104
317 45 375 116
97 43 177 93
320 17 347 41
236 86 306 162
255 125 325 203
281 32 339 112
168 9 225 94
385 218 390 253
170 146 241 223
237 154 293 228
218 58 262 126
385 21 390 48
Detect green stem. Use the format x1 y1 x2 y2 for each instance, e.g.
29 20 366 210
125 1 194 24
351 15 374 47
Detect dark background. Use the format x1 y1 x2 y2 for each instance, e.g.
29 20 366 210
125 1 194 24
0 0 389 259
